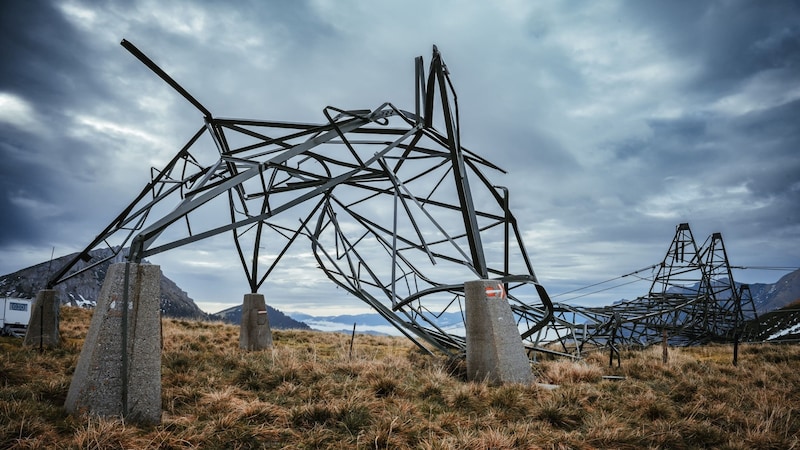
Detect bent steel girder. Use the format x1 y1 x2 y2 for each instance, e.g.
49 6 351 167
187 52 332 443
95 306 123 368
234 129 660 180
47 41 554 358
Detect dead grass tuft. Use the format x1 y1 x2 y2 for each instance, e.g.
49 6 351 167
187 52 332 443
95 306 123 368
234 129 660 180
541 359 603 384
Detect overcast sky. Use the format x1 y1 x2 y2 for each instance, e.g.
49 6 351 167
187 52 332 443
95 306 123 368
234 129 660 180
1 0 798 315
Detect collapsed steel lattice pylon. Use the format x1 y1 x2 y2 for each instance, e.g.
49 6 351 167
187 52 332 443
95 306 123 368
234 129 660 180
48 41 555 357
527 223 758 358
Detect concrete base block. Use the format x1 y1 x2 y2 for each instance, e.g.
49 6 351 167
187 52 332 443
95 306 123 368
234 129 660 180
465 280 533 385
239 293 273 351
65 263 162 424
23 289 60 348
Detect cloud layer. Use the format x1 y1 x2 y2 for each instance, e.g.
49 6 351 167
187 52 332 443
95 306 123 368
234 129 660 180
1 0 798 313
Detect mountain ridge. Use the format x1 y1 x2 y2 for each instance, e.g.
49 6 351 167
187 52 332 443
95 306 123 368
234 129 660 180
2 250 795 333
0 247 208 319
213 303 310 330
0 248 308 329
283 269 800 336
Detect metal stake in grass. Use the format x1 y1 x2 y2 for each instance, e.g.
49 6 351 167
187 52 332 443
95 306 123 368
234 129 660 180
349 322 356 360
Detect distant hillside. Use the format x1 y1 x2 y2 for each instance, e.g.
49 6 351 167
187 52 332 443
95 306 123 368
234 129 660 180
745 299 800 342
644 268 800 314
212 304 310 330
286 311 464 335
0 248 312 330
0 247 208 320
282 270 800 337
2 247 795 332
748 269 800 313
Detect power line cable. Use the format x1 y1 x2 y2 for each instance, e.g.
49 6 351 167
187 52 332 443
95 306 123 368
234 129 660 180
559 278 646 303
730 266 799 271
552 263 659 299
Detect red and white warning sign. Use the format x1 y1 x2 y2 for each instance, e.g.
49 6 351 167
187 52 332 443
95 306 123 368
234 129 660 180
485 283 506 299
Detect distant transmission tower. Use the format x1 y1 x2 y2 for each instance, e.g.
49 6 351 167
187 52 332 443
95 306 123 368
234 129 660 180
530 223 758 357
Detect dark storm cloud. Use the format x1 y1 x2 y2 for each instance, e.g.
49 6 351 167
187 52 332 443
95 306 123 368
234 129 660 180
646 117 707 144
0 141 48 245
624 0 800 92
0 125 113 247
616 115 713 176
0 1 174 261
627 98 800 221
732 100 800 195
594 1 799 241
0 1 114 111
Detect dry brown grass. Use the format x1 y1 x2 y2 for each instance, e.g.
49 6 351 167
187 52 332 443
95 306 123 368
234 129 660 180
1 306 799 449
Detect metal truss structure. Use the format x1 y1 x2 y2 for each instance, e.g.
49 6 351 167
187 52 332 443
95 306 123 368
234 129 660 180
47 42 755 361
527 223 759 358
47 41 555 358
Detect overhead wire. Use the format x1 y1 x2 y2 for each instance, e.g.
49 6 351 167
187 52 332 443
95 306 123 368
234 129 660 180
551 263 659 299
558 278 646 302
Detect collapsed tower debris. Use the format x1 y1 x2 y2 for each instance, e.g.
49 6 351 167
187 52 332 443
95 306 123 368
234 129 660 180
527 223 758 358
46 41 554 363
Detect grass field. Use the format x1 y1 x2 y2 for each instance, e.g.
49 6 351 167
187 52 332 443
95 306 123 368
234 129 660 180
1 306 799 449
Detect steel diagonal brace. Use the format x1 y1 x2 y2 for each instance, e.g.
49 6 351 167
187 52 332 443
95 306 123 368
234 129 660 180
46 126 208 287
321 196 441 287
133 121 423 261
252 198 328 290
121 39 213 119
304 217 449 355
378 156 476 273
129 115 373 260
424 47 487 277
377 157 436 265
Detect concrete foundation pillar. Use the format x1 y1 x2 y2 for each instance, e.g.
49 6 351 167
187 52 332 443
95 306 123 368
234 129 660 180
65 262 162 424
465 280 533 384
23 289 60 348
240 293 273 351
